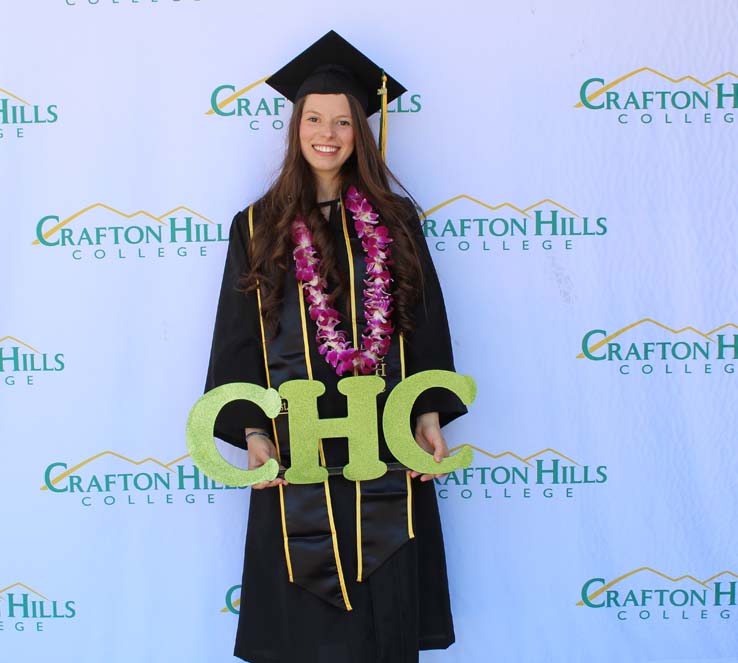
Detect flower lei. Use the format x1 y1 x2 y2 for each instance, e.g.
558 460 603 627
290 186 394 376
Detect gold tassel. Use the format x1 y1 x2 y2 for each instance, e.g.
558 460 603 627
378 72 388 161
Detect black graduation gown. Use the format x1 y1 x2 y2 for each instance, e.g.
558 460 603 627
205 197 467 663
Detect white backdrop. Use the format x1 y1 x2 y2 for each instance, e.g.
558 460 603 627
2 1 737 662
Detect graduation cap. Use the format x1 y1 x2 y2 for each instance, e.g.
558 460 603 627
265 30 407 158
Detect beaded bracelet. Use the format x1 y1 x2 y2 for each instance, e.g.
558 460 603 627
244 430 271 443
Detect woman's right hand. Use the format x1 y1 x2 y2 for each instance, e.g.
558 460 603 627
247 433 288 490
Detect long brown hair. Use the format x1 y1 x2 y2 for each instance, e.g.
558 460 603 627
242 94 424 335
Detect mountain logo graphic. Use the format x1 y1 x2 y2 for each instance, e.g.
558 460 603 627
1 335 41 355
0 582 48 602
1 87 32 106
448 445 579 467
424 195 579 219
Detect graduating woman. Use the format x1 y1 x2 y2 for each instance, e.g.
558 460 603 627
205 30 467 663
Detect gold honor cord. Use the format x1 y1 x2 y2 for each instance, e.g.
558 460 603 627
379 72 389 161
376 68 414 541
400 334 415 539
339 200 361 350
248 206 294 583
338 198 365 584
377 69 412 538
296 281 353 611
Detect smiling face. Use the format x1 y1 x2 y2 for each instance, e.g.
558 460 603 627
299 93 355 186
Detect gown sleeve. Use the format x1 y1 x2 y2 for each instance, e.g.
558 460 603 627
204 209 271 448
402 200 468 429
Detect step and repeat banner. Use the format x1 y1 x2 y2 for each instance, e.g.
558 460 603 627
2 1 736 661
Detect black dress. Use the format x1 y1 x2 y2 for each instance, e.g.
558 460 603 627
205 196 467 663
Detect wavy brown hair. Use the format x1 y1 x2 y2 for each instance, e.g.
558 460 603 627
242 94 424 336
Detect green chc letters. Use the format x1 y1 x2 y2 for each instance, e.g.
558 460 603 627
186 370 476 486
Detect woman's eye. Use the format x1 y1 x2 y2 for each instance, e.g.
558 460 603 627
305 116 319 123
338 120 351 127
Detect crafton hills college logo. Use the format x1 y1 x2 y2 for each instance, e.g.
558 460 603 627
576 67 738 125
435 446 607 501
221 585 241 615
578 567 738 622
41 450 244 507
422 195 607 254
206 77 421 132
0 336 64 387
0 582 76 633
0 86 58 140
31 204 226 261
578 319 738 376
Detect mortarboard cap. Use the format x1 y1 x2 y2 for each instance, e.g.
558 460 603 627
265 30 406 117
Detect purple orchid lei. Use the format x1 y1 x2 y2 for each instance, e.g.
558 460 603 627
290 185 395 376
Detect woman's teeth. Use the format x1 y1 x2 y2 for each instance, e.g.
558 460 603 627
314 145 339 153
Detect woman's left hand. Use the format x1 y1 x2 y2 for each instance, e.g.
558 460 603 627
409 412 449 482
